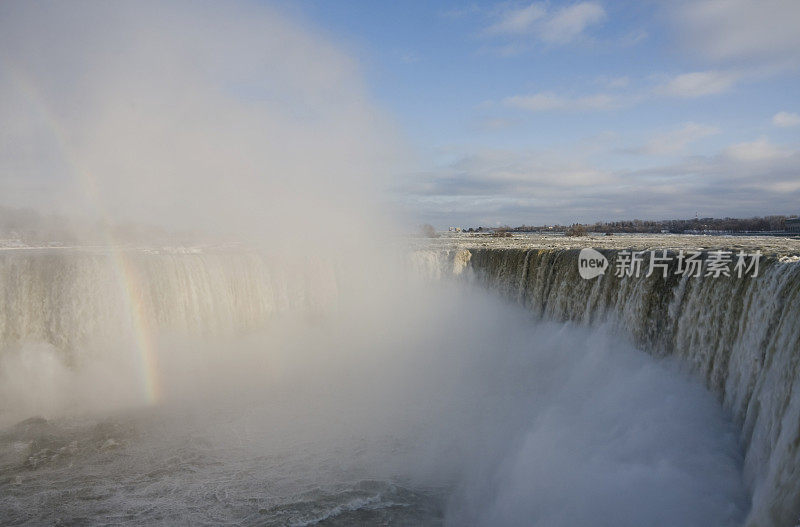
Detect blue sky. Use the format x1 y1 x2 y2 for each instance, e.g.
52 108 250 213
274 0 800 227
1 1 798 232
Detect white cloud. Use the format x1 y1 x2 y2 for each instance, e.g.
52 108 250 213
773 111 800 128
398 51 419 64
504 92 616 112
657 70 740 98
501 68 745 116
724 137 787 162
602 76 630 89
633 123 720 156
674 0 800 63
485 2 606 45
399 140 800 226
486 3 546 35
440 4 481 19
539 2 606 44
478 117 519 131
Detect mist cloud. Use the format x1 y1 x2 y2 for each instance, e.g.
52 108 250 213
0 1 397 245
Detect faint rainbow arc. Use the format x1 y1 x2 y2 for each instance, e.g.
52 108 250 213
2 57 162 404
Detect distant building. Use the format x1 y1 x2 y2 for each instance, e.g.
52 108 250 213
787 218 800 233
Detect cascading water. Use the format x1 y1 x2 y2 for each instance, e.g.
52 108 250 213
422 245 800 527
0 249 337 350
0 249 339 422
0 243 787 526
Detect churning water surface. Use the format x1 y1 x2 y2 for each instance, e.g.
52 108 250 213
0 281 748 526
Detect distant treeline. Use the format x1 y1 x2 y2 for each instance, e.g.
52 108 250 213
470 215 796 234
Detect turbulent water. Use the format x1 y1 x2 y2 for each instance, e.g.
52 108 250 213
417 245 800 527
0 244 796 525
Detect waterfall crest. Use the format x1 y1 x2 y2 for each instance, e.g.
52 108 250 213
0 249 338 354
2 246 798 525
432 247 800 527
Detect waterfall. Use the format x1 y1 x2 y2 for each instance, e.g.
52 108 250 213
0 249 338 355
430 246 800 527
1 245 798 525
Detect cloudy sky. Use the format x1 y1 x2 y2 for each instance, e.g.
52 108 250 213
1 1 798 231
281 0 800 227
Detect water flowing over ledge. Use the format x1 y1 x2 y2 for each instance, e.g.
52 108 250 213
0 248 340 414
0 249 337 350
417 244 800 527
0 242 797 525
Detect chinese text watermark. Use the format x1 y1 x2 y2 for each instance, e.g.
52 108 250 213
579 249 761 279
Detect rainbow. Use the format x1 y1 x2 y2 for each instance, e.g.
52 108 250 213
2 56 163 405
